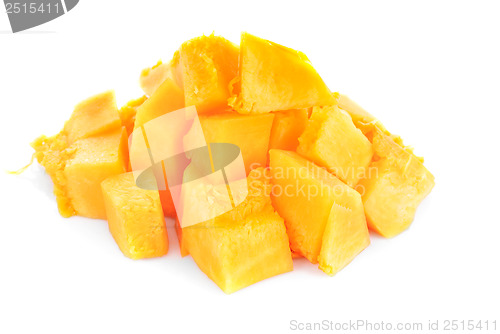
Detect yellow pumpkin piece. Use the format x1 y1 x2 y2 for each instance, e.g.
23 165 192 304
183 168 293 294
337 94 406 147
229 32 335 114
269 149 369 274
200 113 275 173
319 202 370 276
32 127 129 219
64 127 129 219
268 109 309 151
101 172 168 259
63 90 122 144
119 95 147 136
134 77 185 129
297 106 373 187
178 34 239 114
358 128 434 238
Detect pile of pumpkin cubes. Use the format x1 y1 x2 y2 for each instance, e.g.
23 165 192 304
32 33 434 294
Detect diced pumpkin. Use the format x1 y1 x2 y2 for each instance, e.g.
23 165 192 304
63 127 129 219
139 57 182 97
101 172 168 259
63 90 122 143
337 94 406 147
268 109 309 151
32 127 129 219
297 105 373 187
182 168 293 294
119 95 147 136
358 128 434 238
178 34 239 114
269 149 369 274
229 32 335 114
132 76 185 217
134 77 185 129
199 113 275 173
319 202 370 276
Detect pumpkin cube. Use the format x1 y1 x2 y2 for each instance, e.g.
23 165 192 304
358 128 434 238
229 33 335 114
200 113 275 173
63 127 129 219
63 90 122 143
269 109 309 151
139 58 182 97
183 168 293 294
269 149 369 275
297 105 373 187
101 172 168 259
178 34 239 114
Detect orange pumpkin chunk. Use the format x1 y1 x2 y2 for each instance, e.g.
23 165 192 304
229 32 335 114
179 35 239 114
297 105 373 187
101 172 168 259
200 113 275 173
269 150 369 274
32 127 128 219
63 90 122 143
358 128 434 238
63 127 129 219
139 58 182 97
183 168 293 294
268 109 309 151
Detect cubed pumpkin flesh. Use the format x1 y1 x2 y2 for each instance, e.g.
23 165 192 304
64 127 129 219
134 77 185 129
268 109 309 151
63 90 122 144
132 76 185 217
297 106 373 187
182 168 293 294
229 33 335 114
269 150 369 274
199 113 275 173
119 95 147 137
101 172 168 259
32 127 129 218
358 128 435 238
179 35 239 114
139 56 182 97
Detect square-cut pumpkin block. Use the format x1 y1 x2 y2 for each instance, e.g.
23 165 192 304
178 34 239 114
139 57 182 97
269 150 369 274
134 77 185 129
297 106 373 187
182 168 293 294
32 127 129 218
229 33 335 114
199 113 275 173
269 109 309 151
64 127 129 219
101 173 168 259
358 128 434 238
63 90 122 143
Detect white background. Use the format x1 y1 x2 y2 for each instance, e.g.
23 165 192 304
1 1 499 333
